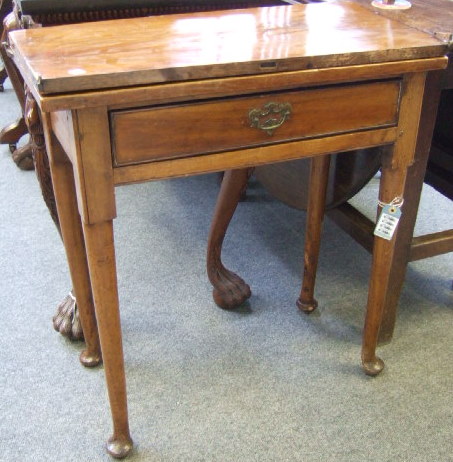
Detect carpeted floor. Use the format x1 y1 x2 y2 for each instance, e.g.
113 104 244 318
0 77 452 462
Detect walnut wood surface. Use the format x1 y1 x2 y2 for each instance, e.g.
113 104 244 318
7 2 449 456
112 80 400 166
9 2 447 94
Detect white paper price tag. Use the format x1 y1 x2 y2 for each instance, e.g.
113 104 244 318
374 205 401 240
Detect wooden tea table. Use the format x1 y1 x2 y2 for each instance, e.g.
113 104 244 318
8 1 447 457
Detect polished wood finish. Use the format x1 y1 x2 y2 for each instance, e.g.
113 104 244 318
112 80 400 166
9 3 447 456
10 2 445 95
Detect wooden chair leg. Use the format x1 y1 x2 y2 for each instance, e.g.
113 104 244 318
207 168 253 309
297 155 331 313
0 117 27 148
0 12 34 170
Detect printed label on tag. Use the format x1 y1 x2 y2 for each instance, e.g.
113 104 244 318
374 205 401 240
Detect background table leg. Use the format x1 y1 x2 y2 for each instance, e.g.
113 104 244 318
207 168 253 309
297 155 331 313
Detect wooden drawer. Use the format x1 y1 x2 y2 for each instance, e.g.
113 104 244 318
110 80 401 166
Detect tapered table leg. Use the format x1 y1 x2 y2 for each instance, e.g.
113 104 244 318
82 220 133 458
297 155 331 313
377 71 444 343
43 100 131 456
361 163 409 376
361 72 427 375
207 168 253 309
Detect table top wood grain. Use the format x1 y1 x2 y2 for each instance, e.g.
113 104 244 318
9 1 447 95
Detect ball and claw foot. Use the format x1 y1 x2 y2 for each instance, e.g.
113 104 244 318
107 436 133 459
296 297 318 313
362 357 385 376
12 144 34 170
53 292 84 341
212 267 251 310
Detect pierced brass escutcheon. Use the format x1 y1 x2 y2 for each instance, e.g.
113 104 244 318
248 101 292 136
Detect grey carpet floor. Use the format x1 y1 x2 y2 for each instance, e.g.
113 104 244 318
0 78 452 462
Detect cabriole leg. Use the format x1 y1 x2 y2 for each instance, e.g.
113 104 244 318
207 168 253 309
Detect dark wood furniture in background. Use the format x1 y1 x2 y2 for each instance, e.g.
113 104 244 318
0 0 11 90
9 3 447 455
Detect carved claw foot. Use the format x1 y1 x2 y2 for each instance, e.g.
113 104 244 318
362 357 385 376
107 436 133 459
52 292 102 367
207 168 254 310
211 264 251 309
12 142 34 170
296 297 318 313
52 291 84 341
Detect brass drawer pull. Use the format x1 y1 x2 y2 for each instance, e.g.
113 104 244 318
248 102 292 135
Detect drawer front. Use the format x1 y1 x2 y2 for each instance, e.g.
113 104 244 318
111 80 400 166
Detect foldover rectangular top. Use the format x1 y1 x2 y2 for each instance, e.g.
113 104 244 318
9 1 448 95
